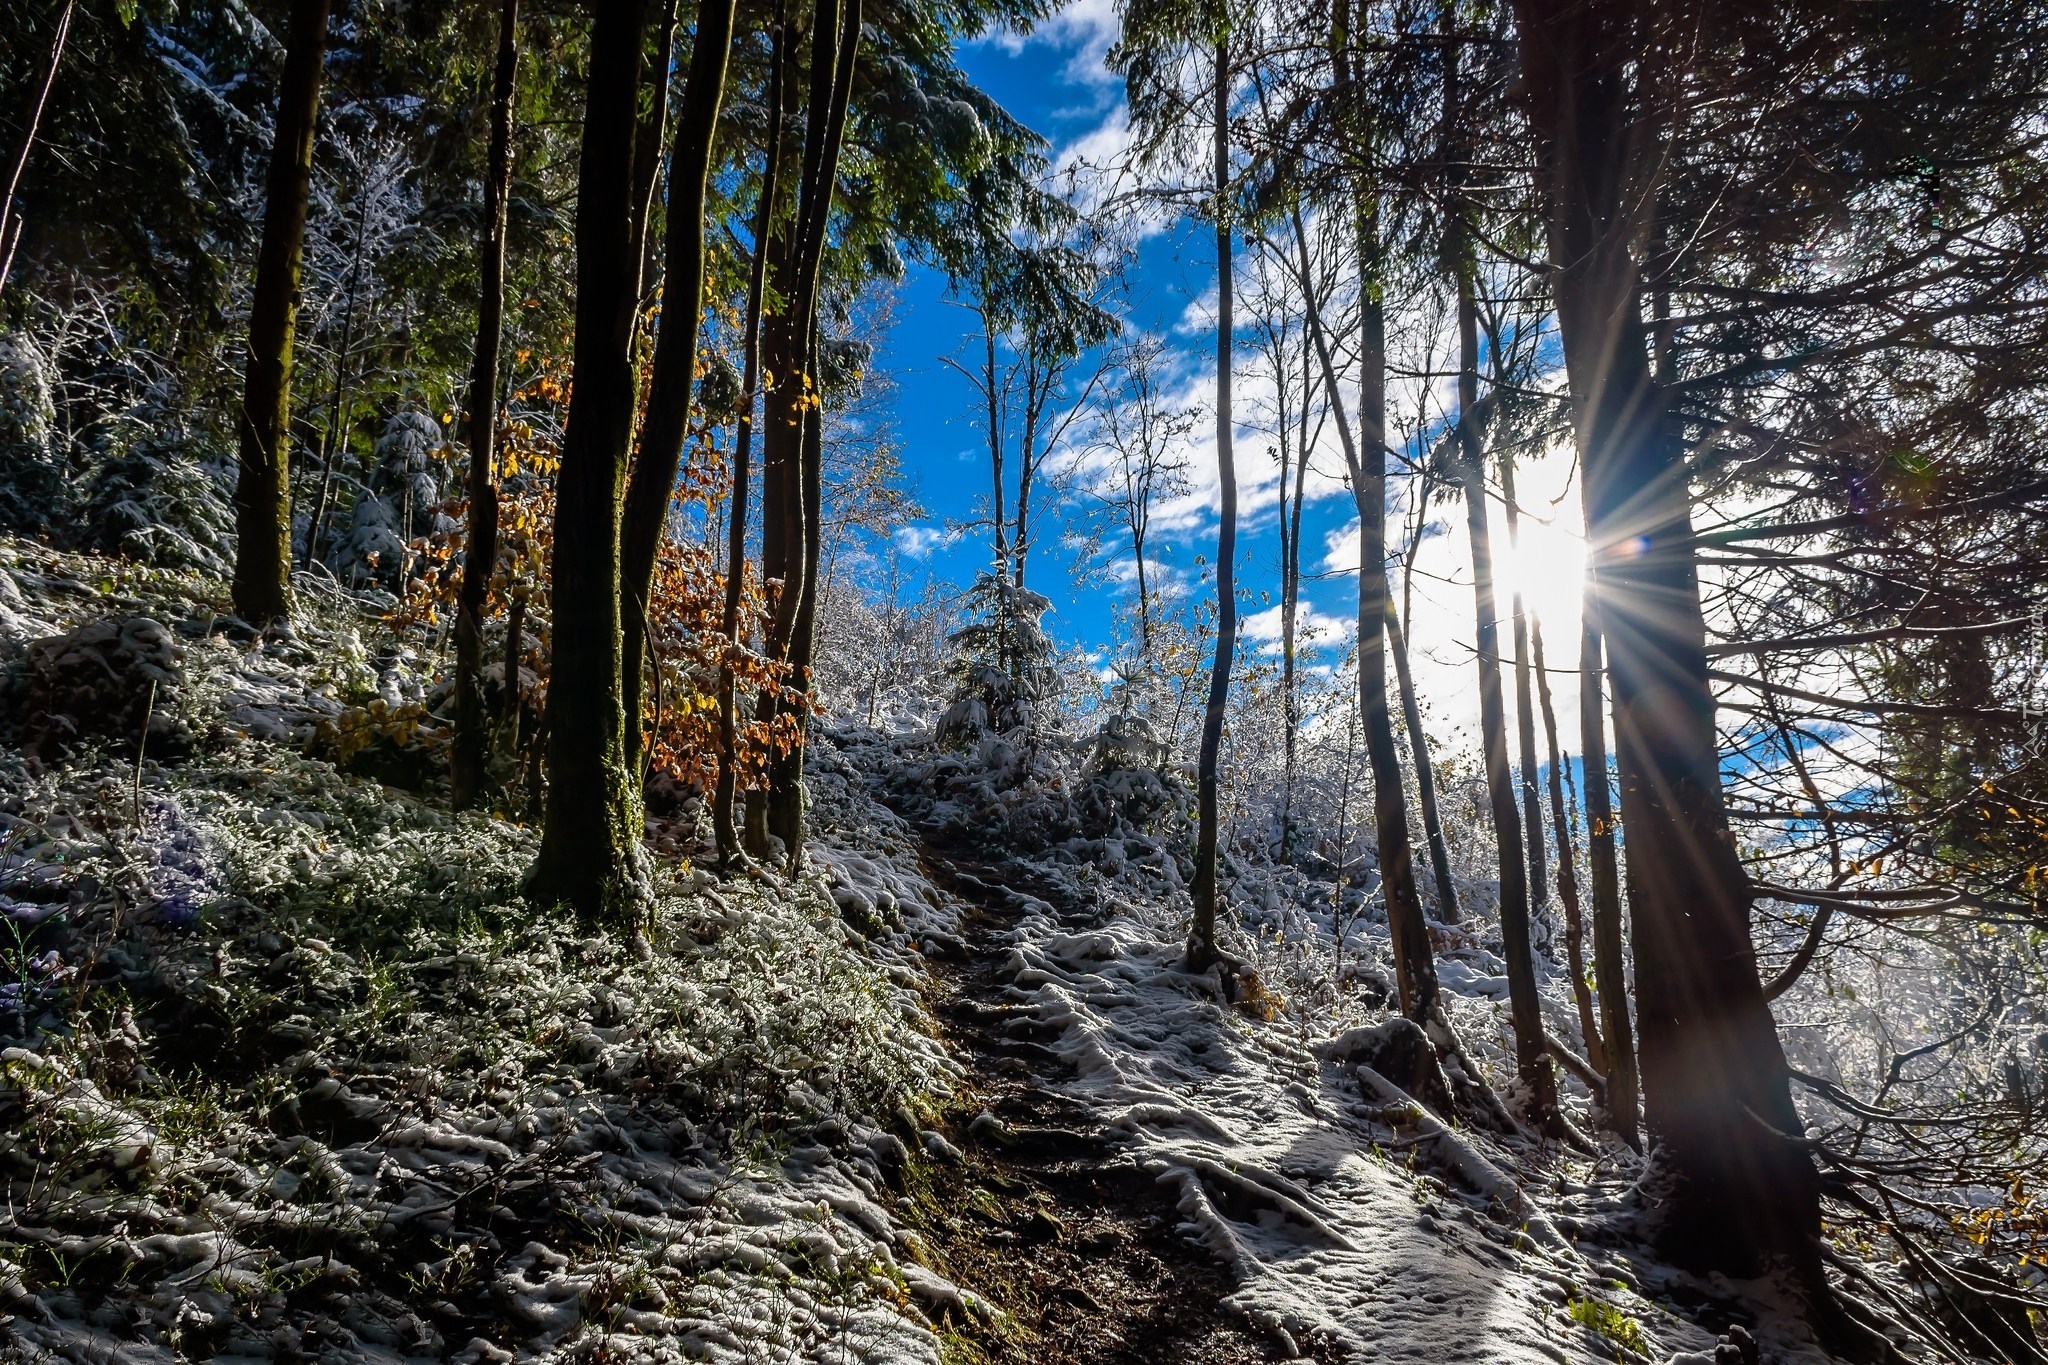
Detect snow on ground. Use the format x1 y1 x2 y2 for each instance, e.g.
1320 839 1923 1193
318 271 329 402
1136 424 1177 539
0 539 1848 1364
830 724 1839 1365
0 542 988 1365
983 900 1691 1362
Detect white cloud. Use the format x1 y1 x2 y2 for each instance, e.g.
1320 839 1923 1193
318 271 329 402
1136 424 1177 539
1065 322 1356 547
1239 601 1354 650
1051 105 1143 221
893 524 955 559
987 0 1121 92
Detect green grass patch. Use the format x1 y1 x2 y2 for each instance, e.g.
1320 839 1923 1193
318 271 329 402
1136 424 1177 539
1568 1295 1648 1357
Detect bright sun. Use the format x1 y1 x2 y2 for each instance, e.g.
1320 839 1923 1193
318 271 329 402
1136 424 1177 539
1504 512 1588 650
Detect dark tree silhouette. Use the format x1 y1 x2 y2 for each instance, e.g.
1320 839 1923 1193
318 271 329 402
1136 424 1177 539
231 0 332 626
452 0 521 810
525 0 656 923
621 0 742 776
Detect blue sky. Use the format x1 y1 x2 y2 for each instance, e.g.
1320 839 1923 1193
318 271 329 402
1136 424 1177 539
873 7 1347 649
866 4 1595 749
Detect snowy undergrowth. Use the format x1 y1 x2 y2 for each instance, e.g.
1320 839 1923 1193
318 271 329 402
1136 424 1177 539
837 721 1841 1364
0 541 980 1364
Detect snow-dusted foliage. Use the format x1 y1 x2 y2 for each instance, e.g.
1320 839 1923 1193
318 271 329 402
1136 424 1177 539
0 293 241 577
337 409 451 586
808 557 954 735
78 419 238 574
826 731 1803 1363
0 543 987 1364
936 571 1061 748
0 331 63 534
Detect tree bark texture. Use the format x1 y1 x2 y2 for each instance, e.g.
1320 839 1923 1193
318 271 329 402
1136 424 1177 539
1514 0 1830 1291
1442 15 1558 1127
627 0 679 302
231 0 332 626
1579 588 1640 1144
524 0 654 924
1533 614 1605 1073
1387 602 1459 922
771 382 826 851
764 0 860 866
1351 249 1436 1026
714 4 789 865
1455 274 1559 1131
452 0 521 810
1501 458 1551 923
1277 363 1307 861
621 0 741 777
1289 193 1439 1026
1188 35 1235 973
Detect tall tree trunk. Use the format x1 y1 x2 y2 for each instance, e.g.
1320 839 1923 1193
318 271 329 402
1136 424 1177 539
0 0 75 304
1287 191 1439 1024
620 0 741 777
1011 411 1032 589
1500 455 1551 932
1515 0 1839 1307
755 293 809 845
743 253 793 859
714 4 789 867
977 319 1012 677
984 324 1008 573
1278 391 1305 862
452 0 521 810
523 0 654 925
1443 11 1558 1130
1455 273 1559 1131
627 0 679 302
1579 583 1640 1144
1533 613 1604 1073
1350 237 1436 1026
1387 601 1459 922
1187 34 1235 973
767 0 860 866
1134 528 1151 652
231 0 332 627
744 1 813 860
771 370 825 848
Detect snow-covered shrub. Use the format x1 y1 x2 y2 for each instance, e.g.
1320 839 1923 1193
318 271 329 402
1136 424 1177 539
819 335 872 397
1072 751 1188 840
0 611 962 1362
0 331 64 533
78 418 237 573
337 408 449 585
936 570 1058 747
340 484 407 582
696 348 743 420
1089 707 1169 773
815 576 954 732
373 406 447 504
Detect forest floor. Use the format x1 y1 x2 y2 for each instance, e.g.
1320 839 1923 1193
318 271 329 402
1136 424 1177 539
902 846 1313 1364
0 536 1837 1364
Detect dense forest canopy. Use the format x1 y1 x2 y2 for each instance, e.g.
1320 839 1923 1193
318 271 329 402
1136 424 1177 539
3 0 2047 1361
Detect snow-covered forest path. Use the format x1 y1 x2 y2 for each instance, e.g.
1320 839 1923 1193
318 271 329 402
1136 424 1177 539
832 757 1737 1365
908 848 1313 1363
